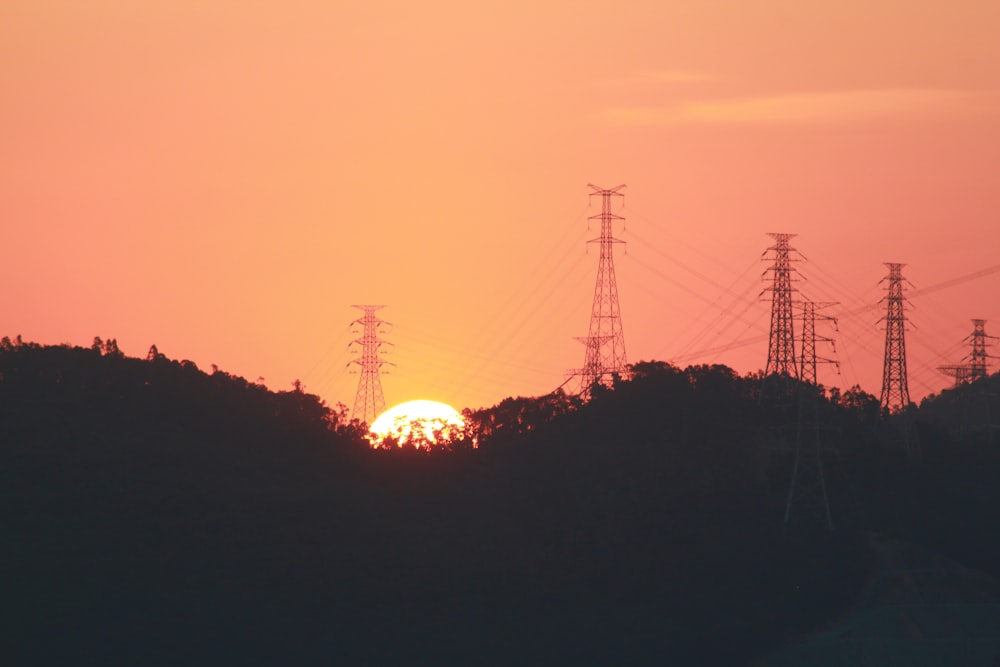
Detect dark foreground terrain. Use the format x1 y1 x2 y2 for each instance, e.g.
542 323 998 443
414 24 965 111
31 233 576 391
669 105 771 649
3 341 998 665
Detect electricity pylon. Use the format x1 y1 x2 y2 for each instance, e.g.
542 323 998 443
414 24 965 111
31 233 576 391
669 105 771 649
349 305 391 425
935 319 998 443
937 320 997 387
938 364 972 388
968 319 996 381
799 300 839 387
785 395 835 532
965 319 998 444
879 263 911 413
573 183 628 393
785 300 839 533
763 233 799 379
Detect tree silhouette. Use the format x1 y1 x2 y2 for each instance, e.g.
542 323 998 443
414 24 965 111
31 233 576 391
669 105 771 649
1 338 997 665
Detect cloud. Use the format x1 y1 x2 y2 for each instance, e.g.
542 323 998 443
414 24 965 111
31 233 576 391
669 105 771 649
597 89 999 126
609 70 714 85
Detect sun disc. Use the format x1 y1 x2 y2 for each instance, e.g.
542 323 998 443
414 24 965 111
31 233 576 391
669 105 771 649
369 400 466 448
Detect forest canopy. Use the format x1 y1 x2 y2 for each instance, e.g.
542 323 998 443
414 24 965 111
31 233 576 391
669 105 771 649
2 338 998 664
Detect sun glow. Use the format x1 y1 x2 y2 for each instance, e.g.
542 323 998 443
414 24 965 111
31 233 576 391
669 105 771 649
368 400 470 449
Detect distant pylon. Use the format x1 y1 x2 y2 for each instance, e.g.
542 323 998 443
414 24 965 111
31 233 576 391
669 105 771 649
784 395 834 532
798 300 839 386
349 305 391 425
968 319 995 380
574 183 628 392
938 319 997 387
938 364 972 388
785 300 839 533
763 233 799 379
936 319 997 443
879 263 911 413
964 319 998 444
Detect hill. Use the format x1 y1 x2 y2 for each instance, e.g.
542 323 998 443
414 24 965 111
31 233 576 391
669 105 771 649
2 342 997 664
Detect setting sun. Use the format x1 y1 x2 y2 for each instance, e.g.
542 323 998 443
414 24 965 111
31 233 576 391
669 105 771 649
368 400 469 449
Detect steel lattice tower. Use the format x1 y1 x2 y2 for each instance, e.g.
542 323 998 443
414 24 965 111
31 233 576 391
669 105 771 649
938 364 972 388
937 320 997 442
785 300 839 533
965 319 997 444
941 319 998 386
579 183 628 391
800 301 817 386
799 301 839 386
350 305 391 425
879 263 911 413
968 319 994 380
784 395 834 532
763 233 799 379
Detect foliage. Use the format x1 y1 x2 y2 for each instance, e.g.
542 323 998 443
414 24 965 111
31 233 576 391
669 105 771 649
2 341 998 665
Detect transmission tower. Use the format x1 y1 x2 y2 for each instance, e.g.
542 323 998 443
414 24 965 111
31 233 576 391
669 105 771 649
575 183 628 392
785 300 839 533
798 300 839 386
879 263 911 413
937 319 997 387
968 319 996 380
763 233 799 379
349 305 391 425
784 395 834 532
935 319 998 442
965 319 998 443
938 364 972 388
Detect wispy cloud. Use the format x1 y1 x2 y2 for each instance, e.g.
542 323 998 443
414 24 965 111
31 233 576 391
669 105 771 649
596 89 999 126
606 70 714 86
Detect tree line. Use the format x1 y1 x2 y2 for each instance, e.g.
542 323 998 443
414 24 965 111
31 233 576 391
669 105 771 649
2 339 997 665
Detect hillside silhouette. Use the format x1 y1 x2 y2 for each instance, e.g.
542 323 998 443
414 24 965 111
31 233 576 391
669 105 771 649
2 340 999 665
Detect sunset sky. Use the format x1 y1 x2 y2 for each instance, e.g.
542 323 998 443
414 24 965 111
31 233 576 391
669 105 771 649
3 1 999 415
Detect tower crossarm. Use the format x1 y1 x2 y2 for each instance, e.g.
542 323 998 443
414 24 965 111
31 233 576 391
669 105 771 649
586 183 626 196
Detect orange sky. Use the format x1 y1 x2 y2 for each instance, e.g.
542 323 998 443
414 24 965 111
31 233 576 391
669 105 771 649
3 1 999 414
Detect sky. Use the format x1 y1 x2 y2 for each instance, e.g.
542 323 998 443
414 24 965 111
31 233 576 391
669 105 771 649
3 0 999 415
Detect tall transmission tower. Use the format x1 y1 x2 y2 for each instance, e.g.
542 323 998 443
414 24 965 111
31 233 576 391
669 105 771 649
575 183 628 392
763 233 799 379
349 305 391 425
879 263 911 413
